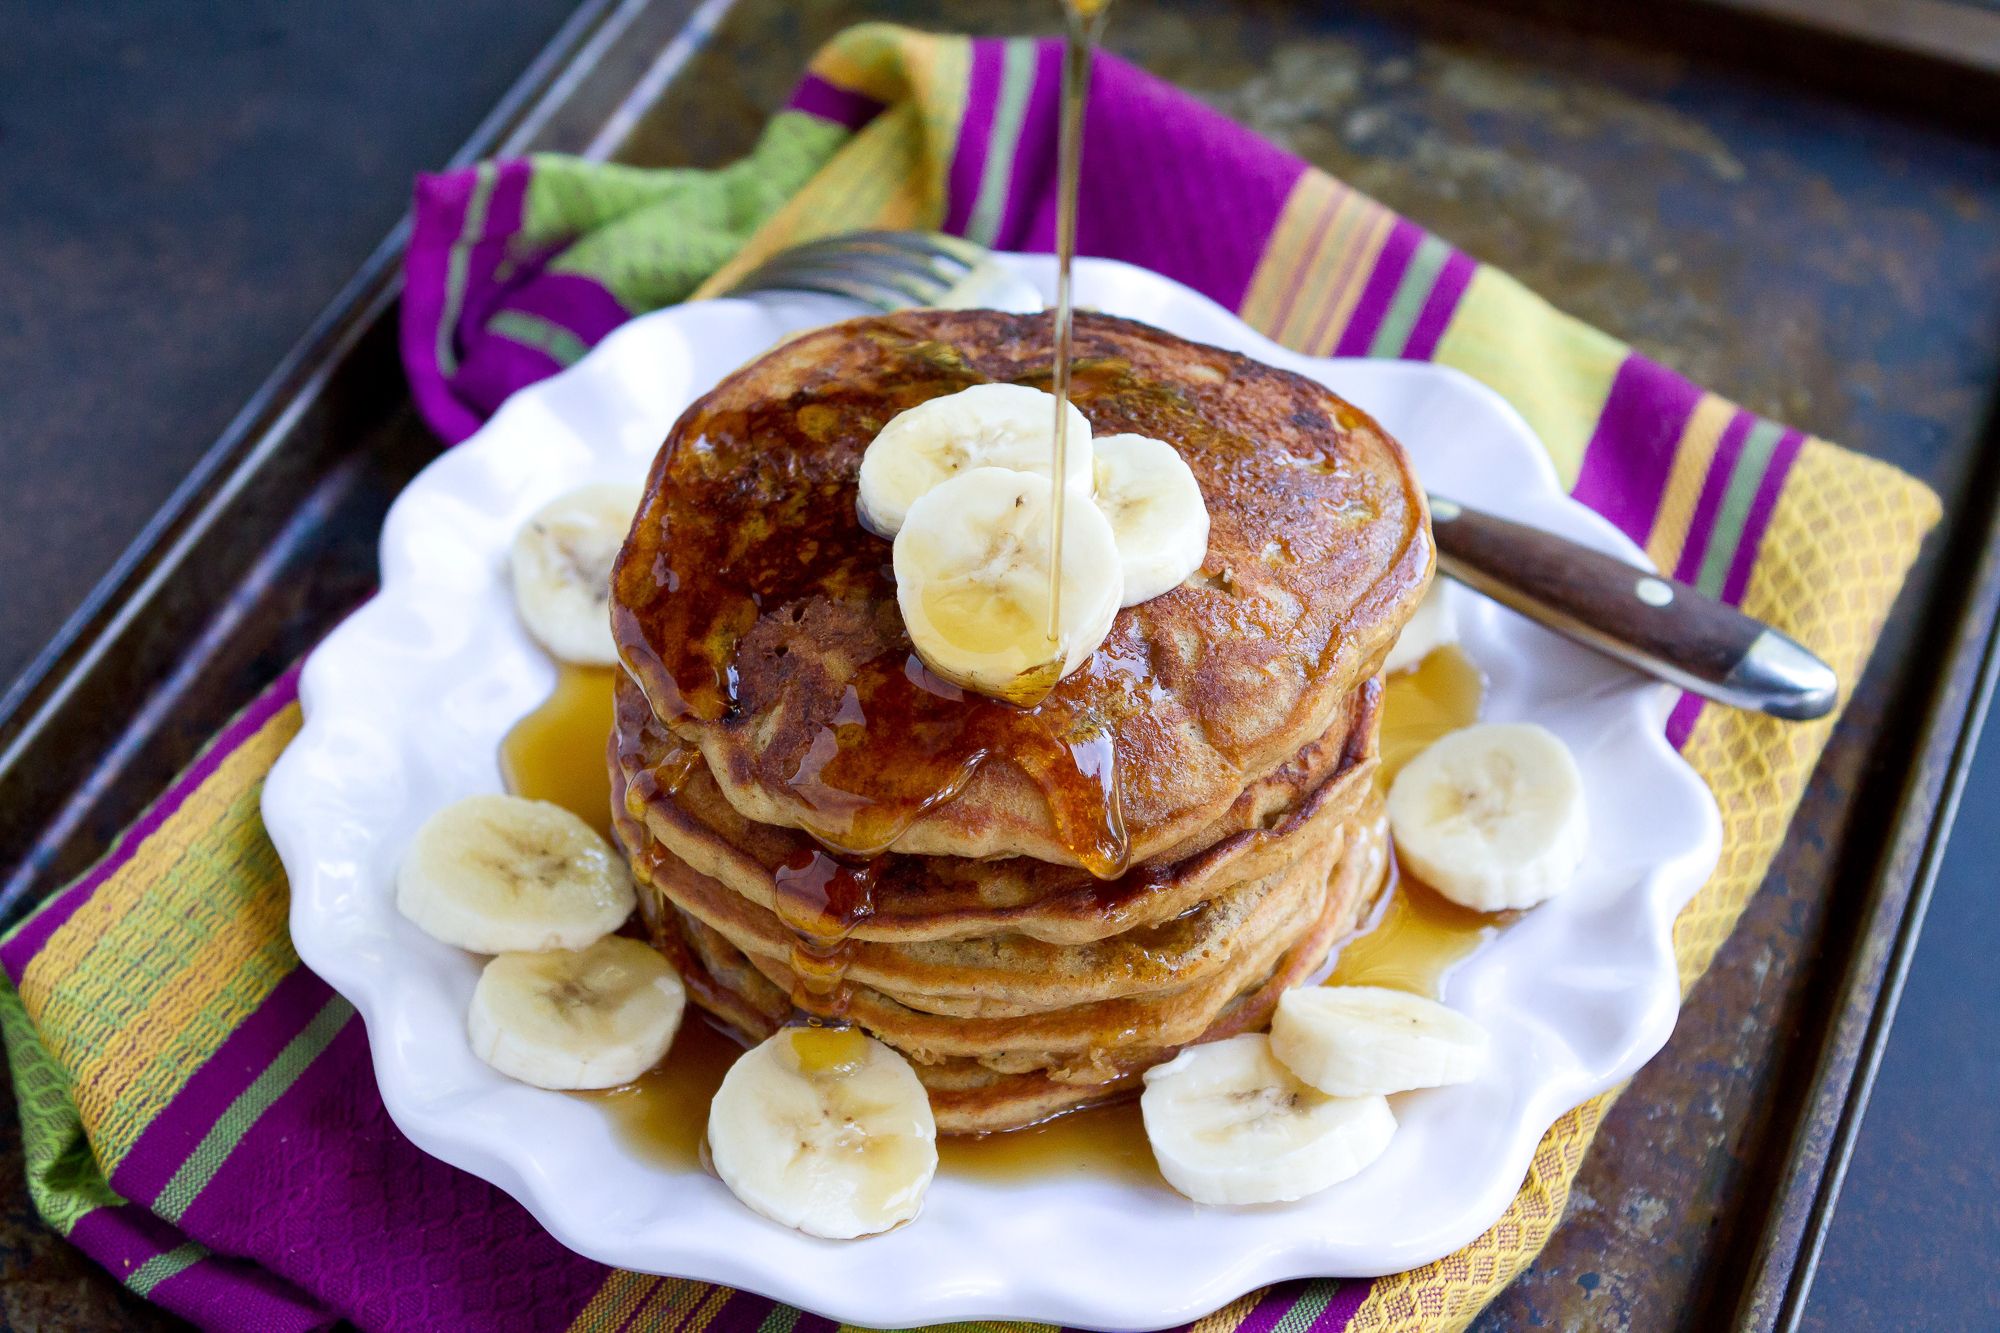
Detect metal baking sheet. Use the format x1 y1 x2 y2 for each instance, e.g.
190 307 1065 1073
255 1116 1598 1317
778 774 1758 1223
3 1 1997 1327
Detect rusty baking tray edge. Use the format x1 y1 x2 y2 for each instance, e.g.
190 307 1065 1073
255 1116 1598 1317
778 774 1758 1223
1740 411 2000 1331
0 4 1993 1328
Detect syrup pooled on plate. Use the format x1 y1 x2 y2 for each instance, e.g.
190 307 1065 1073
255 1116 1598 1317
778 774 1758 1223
1325 868 1497 999
500 664 618 837
585 1016 746 1169
939 1097 1161 1188
1377 642 1484 787
1332 643 1494 999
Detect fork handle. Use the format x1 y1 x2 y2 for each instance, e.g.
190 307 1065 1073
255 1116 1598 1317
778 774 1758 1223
1428 495 1837 720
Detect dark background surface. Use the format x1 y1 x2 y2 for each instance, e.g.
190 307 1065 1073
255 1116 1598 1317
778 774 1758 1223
2 1 1997 1329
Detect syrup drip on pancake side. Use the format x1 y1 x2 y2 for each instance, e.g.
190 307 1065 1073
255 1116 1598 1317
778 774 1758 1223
771 849 878 1017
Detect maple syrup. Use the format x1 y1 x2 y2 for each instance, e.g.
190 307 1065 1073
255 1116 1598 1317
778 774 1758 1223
1326 867 1496 998
1329 643 1492 999
500 665 618 837
940 1097 1162 1188
1377 643 1484 787
584 1016 746 1169
771 848 878 1015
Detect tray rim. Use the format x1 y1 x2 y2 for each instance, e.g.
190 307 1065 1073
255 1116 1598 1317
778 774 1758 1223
1 1 1997 1327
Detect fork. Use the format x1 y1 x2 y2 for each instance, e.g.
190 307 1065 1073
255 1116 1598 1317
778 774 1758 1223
723 230 1046 314
721 230 1837 721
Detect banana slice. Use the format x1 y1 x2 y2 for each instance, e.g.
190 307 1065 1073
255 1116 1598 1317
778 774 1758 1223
397 793 636 953
893 466 1122 701
1092 434 1210 605
1140 1033 1396 1206
708 1026 938 1239
468 936 685 1089
1270 985 1490 1097
1382 577 1456 675
857 383 1093 537
1386 722 1587 911
510 482 641 666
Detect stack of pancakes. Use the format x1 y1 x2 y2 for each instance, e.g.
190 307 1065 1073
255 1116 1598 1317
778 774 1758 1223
608 309 1431 1134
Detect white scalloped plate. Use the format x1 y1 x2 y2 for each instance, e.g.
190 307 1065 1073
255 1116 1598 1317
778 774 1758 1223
266 254 1720 1331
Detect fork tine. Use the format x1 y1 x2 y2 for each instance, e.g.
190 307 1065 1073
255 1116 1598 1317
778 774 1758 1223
825 230 990 269
719 229 1038 312
766 236 973 285
739 254 952 299
729 259 948 310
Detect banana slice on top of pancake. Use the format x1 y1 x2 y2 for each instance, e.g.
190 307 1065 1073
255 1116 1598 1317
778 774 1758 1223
468 936 684 1089
1091 433 1211 605
708 1026 939 1239
893 466 1122 701
857 383 1092 537
510 482 642 666
398 793 635 953
1141 1033 1396 1206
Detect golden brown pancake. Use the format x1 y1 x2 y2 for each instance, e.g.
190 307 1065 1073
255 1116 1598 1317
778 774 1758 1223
621 801 1341 1012
645 806 1390 1134
611 309 1431 873
613 670 1381 945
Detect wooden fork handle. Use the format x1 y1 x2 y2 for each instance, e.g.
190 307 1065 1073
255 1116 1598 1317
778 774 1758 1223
1428 495 1837 720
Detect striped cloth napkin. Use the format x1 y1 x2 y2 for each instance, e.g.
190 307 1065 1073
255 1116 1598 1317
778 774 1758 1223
1 24 1940 1333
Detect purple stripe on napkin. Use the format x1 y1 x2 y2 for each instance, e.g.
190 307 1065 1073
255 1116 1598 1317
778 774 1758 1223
500 271 634 347
112 967 337 1206
1667 692 1704 750
148 1251 330 1333
1572 356 1705 547
452 332 568 419
786 72 886 131
1022 51 1305 314
1673 409 1755 585
996 40 1065 246
944 40 1006 235
175 1022 607 1333
1401 247 1475 361
1723 427 1806 605
1334 217 1423 356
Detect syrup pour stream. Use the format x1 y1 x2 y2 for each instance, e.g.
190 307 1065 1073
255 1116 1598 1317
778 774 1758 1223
1040 0 1112 688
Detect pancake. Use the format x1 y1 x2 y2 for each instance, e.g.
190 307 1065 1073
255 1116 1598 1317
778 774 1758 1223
621 797 1342 1012
614 670 1381 945
725 802 1384 1061
648 808 1389 1134
611 308 1432 873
